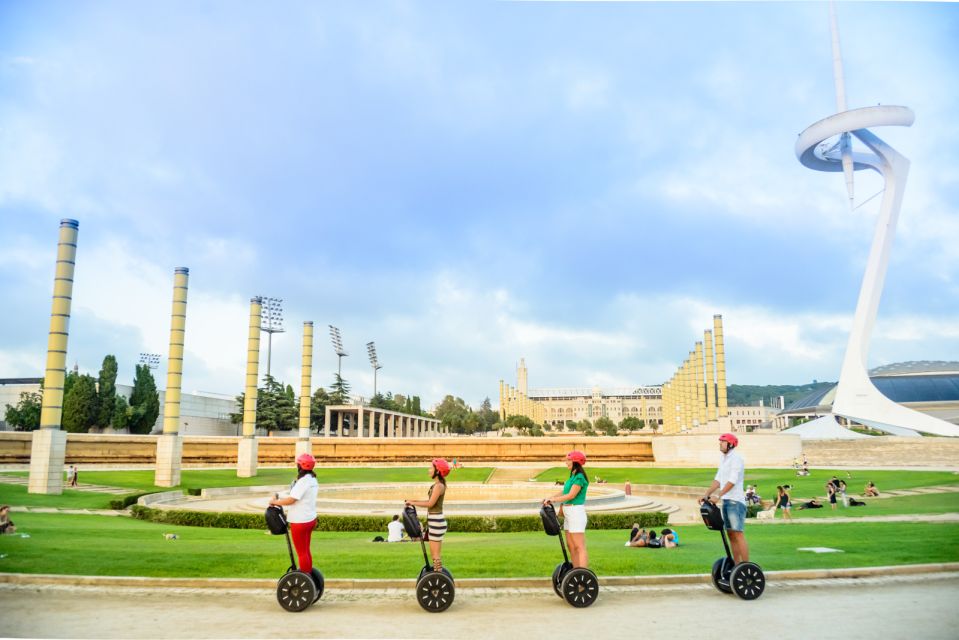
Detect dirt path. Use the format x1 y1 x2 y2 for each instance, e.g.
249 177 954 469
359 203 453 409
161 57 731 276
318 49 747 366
2 574 957 639
485 467 550 483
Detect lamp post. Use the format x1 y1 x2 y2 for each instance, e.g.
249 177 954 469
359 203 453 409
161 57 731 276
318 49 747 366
138 353 161 371
259 297 284 379
329 325 348 378
366 341 382 399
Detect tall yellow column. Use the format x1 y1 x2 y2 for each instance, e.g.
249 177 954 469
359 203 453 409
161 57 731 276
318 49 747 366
517 358 528 395
238 297 262 477
155 267 189 487
685 354 695 429
694 341 706 426
28 219 78 494
704 329 717 422
660 383 670 433
499 380 506 422
296 321 314 457
680 360 689 431
714 314 729 418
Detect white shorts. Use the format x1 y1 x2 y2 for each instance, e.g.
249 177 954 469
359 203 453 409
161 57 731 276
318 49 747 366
562 504 587 533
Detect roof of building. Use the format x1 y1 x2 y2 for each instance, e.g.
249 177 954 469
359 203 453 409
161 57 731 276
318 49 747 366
783 361 959 413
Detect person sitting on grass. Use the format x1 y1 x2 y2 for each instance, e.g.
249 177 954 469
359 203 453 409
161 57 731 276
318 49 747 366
626 524 648 547
0 505 15 535
661 528 679 548
864 481 880 497
797 499 823 510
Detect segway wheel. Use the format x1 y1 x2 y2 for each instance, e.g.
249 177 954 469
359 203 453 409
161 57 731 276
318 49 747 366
416 571 455 613
711 557 733 594
552 562 572 598
729 562 765 600
277 571 318 612
560 568 599 608
310 568 325 603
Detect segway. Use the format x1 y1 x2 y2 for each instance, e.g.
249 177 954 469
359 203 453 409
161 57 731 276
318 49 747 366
539 502 599 608
265 505 324 612
700 500 765 600
402 505 455 613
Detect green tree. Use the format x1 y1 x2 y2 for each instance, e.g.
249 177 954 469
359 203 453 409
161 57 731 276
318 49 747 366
310 387 331 432
229 393 245 425
505 414 535 435
479 397 498 432
595 416 617 436
62 374 98 433
111 395 130 431
620 416 643 432
128 364 160 434
329 374 351 405
411 396 422 416
434 395 470 433
257 375 298 432
96 355 118 429
4 390 42 431
62 370 78 403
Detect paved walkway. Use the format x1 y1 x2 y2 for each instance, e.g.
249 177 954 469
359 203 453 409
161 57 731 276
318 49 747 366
0 474 134 495
3 573 957 639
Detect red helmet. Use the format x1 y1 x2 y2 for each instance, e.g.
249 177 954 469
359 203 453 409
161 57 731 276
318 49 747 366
296 453 316 471
432 458 451 477
566 450 587 465
719 433 739 448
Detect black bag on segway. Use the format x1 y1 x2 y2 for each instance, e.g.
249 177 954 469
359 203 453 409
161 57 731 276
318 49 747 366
700 500 724 531
402 505 424 539
540 503 562 536
265 505 288 535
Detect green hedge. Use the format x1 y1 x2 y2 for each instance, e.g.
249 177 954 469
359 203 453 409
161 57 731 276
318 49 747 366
109 493 152 510
129 506 668 532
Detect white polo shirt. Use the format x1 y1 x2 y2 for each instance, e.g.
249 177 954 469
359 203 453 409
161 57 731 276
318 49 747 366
714 449 746 505
387 519 405 542
287 474 319 523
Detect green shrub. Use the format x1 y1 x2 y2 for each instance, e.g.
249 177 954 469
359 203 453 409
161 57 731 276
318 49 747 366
187 488 203 496
109 493 151 510
746 504 763 519
129 506 669 533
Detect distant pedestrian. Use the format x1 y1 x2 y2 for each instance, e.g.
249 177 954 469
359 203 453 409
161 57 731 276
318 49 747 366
839 479 848 507
70 465 78 488
624 479 632 496
774 485 792 521
826 482 837 510
65 465 75 486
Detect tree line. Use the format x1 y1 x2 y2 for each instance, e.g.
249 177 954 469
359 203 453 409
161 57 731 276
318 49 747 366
3 355 160 433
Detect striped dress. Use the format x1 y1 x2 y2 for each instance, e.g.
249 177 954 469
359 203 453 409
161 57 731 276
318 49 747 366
427 483 447 541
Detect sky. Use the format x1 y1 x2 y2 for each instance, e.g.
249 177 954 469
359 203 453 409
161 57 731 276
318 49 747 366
1 1 957 410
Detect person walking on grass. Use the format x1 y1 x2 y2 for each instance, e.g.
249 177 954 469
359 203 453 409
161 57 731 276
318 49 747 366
826 481 838 510
543 450 590 568
774 485 792 521
268 453 319 574
405 458 450 572
701 433 749 564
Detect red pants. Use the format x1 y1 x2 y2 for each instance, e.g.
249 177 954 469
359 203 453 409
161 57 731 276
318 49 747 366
289 520 316 573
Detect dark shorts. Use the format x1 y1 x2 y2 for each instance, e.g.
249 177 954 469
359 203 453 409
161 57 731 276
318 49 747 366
829 493 837 504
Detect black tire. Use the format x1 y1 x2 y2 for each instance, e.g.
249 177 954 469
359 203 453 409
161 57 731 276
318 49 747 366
276 571 317 612
730 562 765 600
441 567 454 582
711 557 733 594
560 568 599 608
310 568 325 603
416 571 455 613
552 562 572 598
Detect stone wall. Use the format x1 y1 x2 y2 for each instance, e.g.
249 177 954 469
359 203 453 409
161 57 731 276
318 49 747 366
802 437 959 468
651 433 802 466
0 433 654 464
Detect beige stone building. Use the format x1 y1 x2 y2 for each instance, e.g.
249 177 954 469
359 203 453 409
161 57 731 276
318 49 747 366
499 359 663 429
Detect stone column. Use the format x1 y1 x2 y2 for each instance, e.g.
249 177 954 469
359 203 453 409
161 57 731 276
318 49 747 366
694 341 706 427
237 297 262 477
28 219 78 494
324 405 332 437
156 267 189 487
296 321 314 457
705 329 717 422
714 314 729 418
378 412 385 438
337 411 344 437
357 406 365 438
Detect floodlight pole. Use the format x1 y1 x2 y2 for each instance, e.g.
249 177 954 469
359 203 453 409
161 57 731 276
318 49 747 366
366 341 382 398
329 325 348 379
259 297 285 379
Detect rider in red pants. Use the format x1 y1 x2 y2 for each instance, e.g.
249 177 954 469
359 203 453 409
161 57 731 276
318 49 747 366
269 453 319 572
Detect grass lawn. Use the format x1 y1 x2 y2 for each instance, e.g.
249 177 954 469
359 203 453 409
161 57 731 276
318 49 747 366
782 492 959 519
1 513 958 579
535 467 959 498
0 466 494 495
0 484 125 510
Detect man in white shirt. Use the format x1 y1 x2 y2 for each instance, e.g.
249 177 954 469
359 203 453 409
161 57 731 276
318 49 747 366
701 433 749 564
387 514 405 542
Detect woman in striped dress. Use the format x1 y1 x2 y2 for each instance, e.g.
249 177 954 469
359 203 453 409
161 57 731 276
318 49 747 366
405 458 450 572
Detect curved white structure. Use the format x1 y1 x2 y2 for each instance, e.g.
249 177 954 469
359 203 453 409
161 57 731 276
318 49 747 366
797 108 959 437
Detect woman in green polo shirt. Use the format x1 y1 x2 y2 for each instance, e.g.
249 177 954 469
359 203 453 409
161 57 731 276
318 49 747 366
543 450 590 568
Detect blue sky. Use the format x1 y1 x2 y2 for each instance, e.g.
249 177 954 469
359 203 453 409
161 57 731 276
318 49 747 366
1 1 957 409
